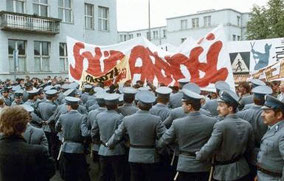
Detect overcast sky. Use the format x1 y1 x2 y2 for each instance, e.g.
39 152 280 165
116 0 269 31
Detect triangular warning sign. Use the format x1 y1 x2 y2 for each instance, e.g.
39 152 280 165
231 53 249 73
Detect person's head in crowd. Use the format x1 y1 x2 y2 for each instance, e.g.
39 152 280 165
252 85 272 106
27 89 39 101
269 81 281 95
279 81 284 94
215 81 230 96
65 97 80 111
237 82 251 97
136 80 144 87
136 90 155 111
170 86 179 94
155 87 172 105
123 87 137 104
83 84 93 94
97 82 104 88
108 84 118 93
123 80 132 87
0 106 29 136
104 93 120 110
178 78 189 90
1 87 9 98
95 92 106 108
25 75 30 82
182 89 202 113
217 90 239 116
25 82 33 91
261 95 284 126
46 89 58 102
14 90 24 104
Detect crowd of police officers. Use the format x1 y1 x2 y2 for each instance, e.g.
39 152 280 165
0 76 283 181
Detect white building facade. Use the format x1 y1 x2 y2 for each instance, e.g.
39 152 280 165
0 0 117 80
118 9 250 47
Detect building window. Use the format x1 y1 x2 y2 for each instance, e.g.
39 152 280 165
33 0 48 17
59 0 72 23
237 35 241 41
124 35 127 41
192 18 199 28
181 19 187 30
8 40 26 72
7 0 25 13
163 29 166 38
137 33 141 37
98 6 109 31
153 30 159 39
129 34 133 39
233 35 236 41
147 32 151 40
204 16 211 27
181 38 186 43
120 35 124 42
84 3 94 29
59 43 68 72
34 41 50 72
237 16 241 26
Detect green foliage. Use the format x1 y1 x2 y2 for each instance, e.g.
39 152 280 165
246 0 284 40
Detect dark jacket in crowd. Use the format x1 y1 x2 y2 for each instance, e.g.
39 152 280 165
0 135 56 181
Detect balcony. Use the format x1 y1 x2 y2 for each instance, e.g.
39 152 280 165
0 11 61 35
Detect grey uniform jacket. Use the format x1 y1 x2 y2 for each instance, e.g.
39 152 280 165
150 103 171 122
196 114 254 181
169 92 183 109
107 110 166 163
53 103 87 123
237 104 267 165
118 103 138 116
257 121 284 180
38 100 57 132
202 99 218 116
55 110 89 154
163 106 211 128
88 107 106 151
23 123 48 150
92 110 125 156
239 95 254 109
158 112 216 173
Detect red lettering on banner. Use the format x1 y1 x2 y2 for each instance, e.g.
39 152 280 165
70 42 125 80
70 33 228 86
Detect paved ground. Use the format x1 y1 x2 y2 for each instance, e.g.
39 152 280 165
51 156 99 181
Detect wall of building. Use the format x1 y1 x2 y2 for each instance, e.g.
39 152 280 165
0 0 117 80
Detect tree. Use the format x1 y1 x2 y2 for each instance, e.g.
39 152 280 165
246 0 284 40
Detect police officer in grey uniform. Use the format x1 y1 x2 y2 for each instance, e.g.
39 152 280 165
169 79 189 109
202 81 230 116
158 89 217 181
163 83 211 128
11 89 24 105
237 85 272 180
53 89 87 123
37 89 58 159
24 89 45 128
106 90 166 181
92 93 126 181
239 79 266 110
256 95 284 181
196 90 254 181
21 104 49 150
118 87 138 116
86 87 102 111
81 84 93 105
88 91 107 163
1 87 13 106
55 96 90 181
150 86 172 121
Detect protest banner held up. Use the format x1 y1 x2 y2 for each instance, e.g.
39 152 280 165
67 25 235 91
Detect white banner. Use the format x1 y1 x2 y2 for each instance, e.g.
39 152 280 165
67 25 235 91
